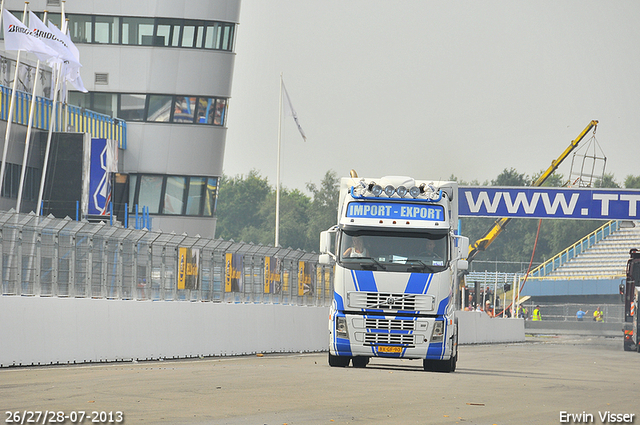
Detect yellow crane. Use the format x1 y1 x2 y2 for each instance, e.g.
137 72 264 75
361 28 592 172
467 120 599 262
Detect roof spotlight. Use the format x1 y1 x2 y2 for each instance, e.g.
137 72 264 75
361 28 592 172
367 181 376 191
409 186 421 198
371 184 383 197
384 185 396 197
396 185 408 197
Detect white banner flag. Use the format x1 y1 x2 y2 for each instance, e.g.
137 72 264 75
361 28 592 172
28 11 80 69
3 9 57 59
282 81 307 142
47 20 87 92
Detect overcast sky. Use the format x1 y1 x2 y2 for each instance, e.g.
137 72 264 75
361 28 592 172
224 1 640 192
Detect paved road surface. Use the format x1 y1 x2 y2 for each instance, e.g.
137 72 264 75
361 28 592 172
1 335 638 424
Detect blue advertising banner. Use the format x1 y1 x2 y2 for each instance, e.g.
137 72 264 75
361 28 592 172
346 201 445 221
88 138 116 215
459 187 640 220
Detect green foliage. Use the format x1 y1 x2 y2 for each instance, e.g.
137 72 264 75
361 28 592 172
215 169 339 251
491 168 530 186
595 173 620 188
624 175 640 189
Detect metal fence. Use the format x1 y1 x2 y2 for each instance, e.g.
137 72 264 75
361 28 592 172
520 302 624 324
0 210 333 306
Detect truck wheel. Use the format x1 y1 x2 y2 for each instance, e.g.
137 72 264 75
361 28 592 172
328 353 350 367
624 339 634 351
352 356 369 368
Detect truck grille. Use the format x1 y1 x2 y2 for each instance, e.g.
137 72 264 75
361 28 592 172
365 318 415 331
364 333 414 346
348 292 434 311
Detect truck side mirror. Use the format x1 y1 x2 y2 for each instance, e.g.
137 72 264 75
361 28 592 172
455 235 469 260
319 253 333 265
320 231 332 253
457 259 469 271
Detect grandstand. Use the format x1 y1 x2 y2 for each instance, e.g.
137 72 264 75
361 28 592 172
534 221 639 280
522 220 640 301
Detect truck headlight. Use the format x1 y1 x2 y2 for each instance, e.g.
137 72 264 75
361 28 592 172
431 321 444 343
336 317 349 339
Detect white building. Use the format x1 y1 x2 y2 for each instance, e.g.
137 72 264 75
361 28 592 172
1 0 241 238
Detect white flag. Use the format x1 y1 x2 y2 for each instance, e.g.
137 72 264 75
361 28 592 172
28 11 80 69
47 20 87 92
3 9 57 59
282 81 307 142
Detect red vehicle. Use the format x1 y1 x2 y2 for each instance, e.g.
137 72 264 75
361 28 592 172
623 249 640 352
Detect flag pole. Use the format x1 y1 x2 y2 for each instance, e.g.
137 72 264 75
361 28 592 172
35 1 67 216
17 9 46 213
275 73 283 247
0 0 6 30
36 58 62 216
0 2 29 200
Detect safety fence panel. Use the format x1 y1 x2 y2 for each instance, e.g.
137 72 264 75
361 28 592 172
521 302 625 323
0 211 333 306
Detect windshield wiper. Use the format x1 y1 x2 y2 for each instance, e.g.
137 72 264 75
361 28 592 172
342 256 387 270
404 259 436 273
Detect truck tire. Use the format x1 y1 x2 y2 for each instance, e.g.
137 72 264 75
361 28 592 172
351 356 369 368
328 353 350 367
624 339 634 351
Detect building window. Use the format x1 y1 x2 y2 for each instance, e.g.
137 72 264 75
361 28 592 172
147 95 172 122
119 94 146 121
186 177 205 215
204 177 217 217
94 16 120 44
163 176 186 215
129 174 218 217
137 175 163 214
155 18 181 47
69 14 92 43
172 96 197 123
67 91 229 127
53 13 237 52
122 16 155 45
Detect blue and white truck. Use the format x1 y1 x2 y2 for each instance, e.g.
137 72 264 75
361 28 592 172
319 173 469 372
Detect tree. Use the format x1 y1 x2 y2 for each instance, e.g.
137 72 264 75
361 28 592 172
624 175 640 189
491 168 530 186
305 170 340 250
595 173 619 188
214 169 339 251
215 170 272 241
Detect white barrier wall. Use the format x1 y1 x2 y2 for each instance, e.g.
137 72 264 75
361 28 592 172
0 298 525 367
457 310 525 344
0 297 329 367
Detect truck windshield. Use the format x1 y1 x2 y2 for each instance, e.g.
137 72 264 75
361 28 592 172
339 230 448 272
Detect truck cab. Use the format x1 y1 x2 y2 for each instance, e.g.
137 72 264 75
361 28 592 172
319 175 469 371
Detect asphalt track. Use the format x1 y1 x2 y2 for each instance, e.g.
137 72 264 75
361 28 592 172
1 335 638 425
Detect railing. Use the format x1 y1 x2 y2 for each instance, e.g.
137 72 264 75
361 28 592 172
521 302 624 323
465 271 524 290
0 85 126 149
0 210 333 306
529 220 620 279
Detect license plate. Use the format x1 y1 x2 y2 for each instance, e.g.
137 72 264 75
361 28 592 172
377 346 403 353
